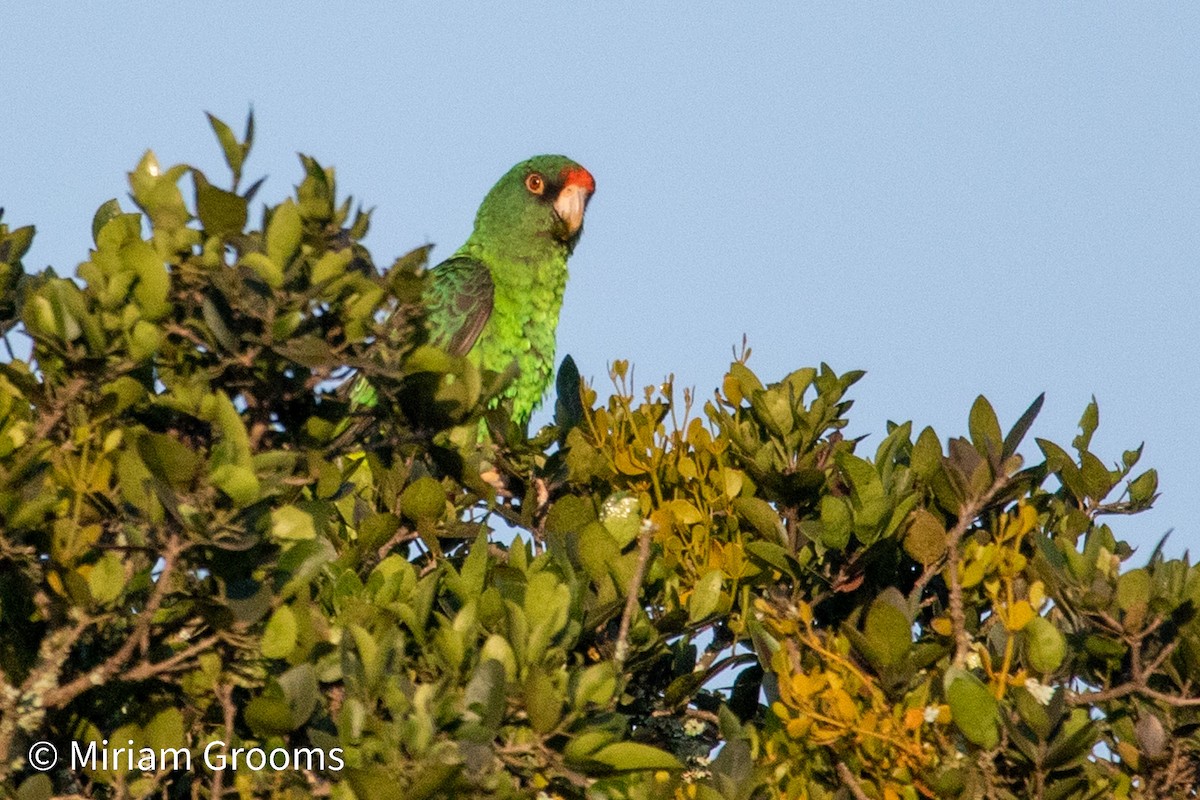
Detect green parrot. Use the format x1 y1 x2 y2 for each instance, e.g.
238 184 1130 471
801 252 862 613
352 154 595 426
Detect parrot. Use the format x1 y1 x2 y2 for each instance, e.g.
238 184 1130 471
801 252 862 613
350 154 595 427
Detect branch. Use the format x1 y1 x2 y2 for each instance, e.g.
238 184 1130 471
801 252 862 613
122 635 220 683
211 683 236 800
909 560 941 606
1069 682 1200 708
1144 639 1179 675
0 613 92 781
651 706 720 726
35 376 88 440
614 523 655 666
947 473 1010 667
42 536 185 709
836 762 873 800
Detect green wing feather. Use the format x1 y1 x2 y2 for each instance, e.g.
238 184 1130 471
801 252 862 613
424 256 494 357
344 256 493 411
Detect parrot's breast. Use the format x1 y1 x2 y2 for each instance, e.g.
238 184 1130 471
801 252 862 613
474 254 569 424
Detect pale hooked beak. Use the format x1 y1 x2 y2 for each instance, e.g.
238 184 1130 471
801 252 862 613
554 167 595 237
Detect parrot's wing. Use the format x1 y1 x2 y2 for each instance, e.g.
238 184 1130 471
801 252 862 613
425 256 495 358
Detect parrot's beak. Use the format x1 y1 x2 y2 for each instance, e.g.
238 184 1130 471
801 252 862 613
554 167 595 238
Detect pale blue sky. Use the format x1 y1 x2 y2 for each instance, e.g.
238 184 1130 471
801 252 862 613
3 4 1196 556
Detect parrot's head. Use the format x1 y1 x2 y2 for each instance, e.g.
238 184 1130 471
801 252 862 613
472 154 596 258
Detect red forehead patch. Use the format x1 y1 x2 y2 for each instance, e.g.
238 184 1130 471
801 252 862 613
560 165 596 194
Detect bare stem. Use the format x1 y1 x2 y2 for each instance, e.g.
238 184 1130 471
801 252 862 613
947 473 1010 667
837 762 872 800
615 524 655 666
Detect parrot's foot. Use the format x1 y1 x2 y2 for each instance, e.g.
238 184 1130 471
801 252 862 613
480 467 512 498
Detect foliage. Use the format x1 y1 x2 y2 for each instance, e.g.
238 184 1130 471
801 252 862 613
1 117 1197 800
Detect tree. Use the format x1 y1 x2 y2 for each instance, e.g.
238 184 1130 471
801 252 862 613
1 117 1197 800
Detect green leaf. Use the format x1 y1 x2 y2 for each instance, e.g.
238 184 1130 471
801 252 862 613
243 695 295 736
734 496 786 543
728 362 764 399
311 248 353 286
589 741 683 772
555 354 585 432
524 570 571 654
1079 450 1115 501
206 112 245 185
573 661 618 709
903 509 947 566
117 448 162 522
863 594 912 667
750 386 793 436
262 605 298 658
689 569 724 622
296 155 335 222
838 451 883 503
524 669 565 734
87 552 125 605
278 663 319 728
600 490 642 548
209 463 260 506
141 707 185 753
399 476 445 522
193 170 248 238
744 540 794 576
0 224 34 272
454 530 490 601
910 425 942 479
564 729 621 764
464 657 507 729
1024 616 1066 674
968 395 1002 459
1037 438 1086 501
1043 708 1099 770
547 494 597 532
91 199 123 245
573 521 621 600
241 251 283 289
267 199 302 268
1002 392 1044 460
945 668 999 748
1073 397 1099 454
139 432 200 488
1128 469 1158 508
123 239 171 321
1116 568 1151 614
271 505 316 541
819 495 852 550
243 108 255 157
16 775 52 800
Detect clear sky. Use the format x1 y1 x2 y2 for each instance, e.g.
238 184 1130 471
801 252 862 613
3 4 1196 557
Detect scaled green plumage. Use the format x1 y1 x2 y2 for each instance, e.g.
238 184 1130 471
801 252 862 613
353 154 595 425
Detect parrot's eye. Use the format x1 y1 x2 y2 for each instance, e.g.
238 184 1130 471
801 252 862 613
525 173 545 195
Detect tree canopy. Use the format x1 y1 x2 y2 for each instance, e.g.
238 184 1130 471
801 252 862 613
1 117 1197 800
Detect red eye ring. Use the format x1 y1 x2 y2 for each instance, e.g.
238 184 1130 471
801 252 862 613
525 173 545 194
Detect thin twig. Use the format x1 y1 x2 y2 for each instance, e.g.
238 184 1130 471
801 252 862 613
947 473 1010 666
837 762 872 800
1069 683 1200 708
909 560 940 605
35 376 88 439
122 635 220 682
615 523 655 666
211 683 236 800
1145 639 1180 675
